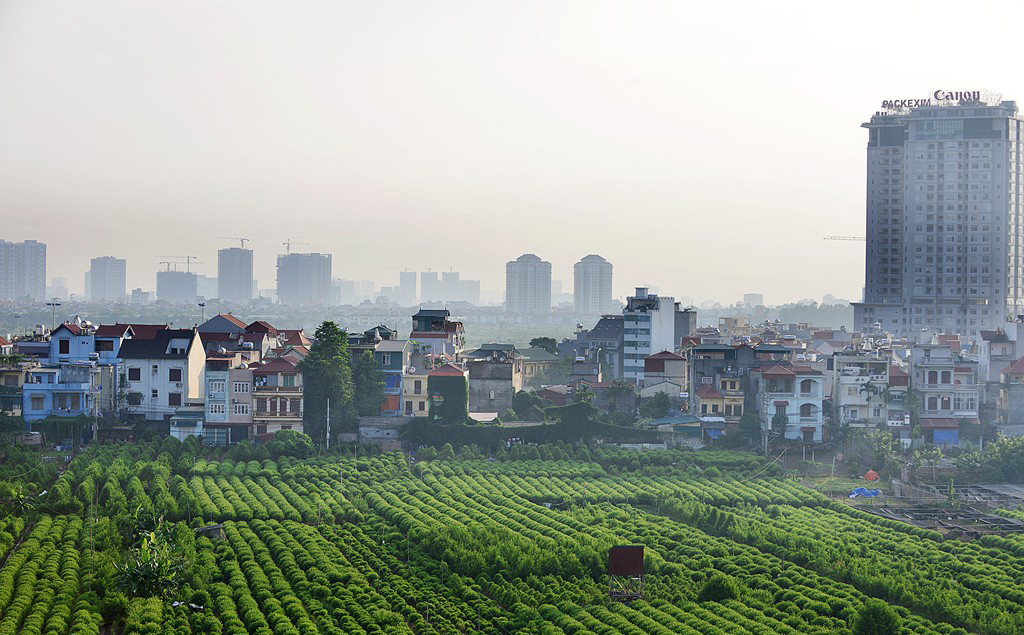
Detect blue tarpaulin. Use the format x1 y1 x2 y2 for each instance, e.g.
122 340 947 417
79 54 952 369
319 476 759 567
849 487 882 498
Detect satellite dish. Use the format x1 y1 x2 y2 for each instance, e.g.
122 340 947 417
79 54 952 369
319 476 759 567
408 366 416 374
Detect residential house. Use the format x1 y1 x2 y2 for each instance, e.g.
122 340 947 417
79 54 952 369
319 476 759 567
910 343 980 447
750 364 826 442
375 339 411 416
118 328 205 422
519 347 560 383
587 315 625 380
998 356 1024 427
639 351 687 404
569 361 601 385
252 356 303 436
199 351 256 445
464 344 523 414
689 343 787 424
410 309 465 357
623 287 695 383
831 353 891 429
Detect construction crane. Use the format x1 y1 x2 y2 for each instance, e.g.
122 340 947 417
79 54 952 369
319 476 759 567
823 236 866 241
157 256 201 272
218 236 251 249
158 261 176 272
282 239 310 254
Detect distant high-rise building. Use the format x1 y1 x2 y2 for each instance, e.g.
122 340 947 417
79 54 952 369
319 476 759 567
46 277 68 301
0 239 46 302
573 254 613 315
420 271 441 303
217 247 254 304
196 275 217 300
855 92 1024 335
156 270 198 304
505 254 551 314
742 293 764 308
87 256 126 302
276 253 332 305
130 288 152 304
398 271 417 306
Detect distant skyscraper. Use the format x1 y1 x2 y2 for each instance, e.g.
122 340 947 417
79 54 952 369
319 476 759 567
505 254 552 314
420 271 441 303
87 256 126 302
156 270 198 304
398 271 417 306
0 239 46 302
276 253 332 305
217 247 254 304
742 293 764 308
196 275 217 300
573 254 613 315
46 277 68 301
855 92 1024 335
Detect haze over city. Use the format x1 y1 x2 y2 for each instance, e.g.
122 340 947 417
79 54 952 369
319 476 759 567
3 0 1022 303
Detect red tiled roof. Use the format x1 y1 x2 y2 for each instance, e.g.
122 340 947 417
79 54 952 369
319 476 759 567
252 357 298 375
0 336 9 346
54 323 82 336
774 400 789 406
95 324 133 338
217 313 248 329
646 351 685 361
98 323 168 340
920 418 962 429
758 364 795 377
1005 356 1024 376
696 384 723 399
246 320 278 334
429 363 466 377
284 332 311 347
889 365 908 377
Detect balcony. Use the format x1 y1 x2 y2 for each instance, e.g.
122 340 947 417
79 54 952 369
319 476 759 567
253 385 303 394
253 411 302 419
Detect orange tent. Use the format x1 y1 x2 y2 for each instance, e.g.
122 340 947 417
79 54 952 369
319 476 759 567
864 470 880 481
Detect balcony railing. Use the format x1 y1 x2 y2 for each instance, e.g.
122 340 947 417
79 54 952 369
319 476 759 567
253 385 303 393
254 410 302 418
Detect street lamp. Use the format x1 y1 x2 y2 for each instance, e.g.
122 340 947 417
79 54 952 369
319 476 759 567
45 301 62 330
198 302 206 323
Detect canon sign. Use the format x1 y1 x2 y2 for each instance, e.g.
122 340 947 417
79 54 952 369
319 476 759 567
881 90 982 110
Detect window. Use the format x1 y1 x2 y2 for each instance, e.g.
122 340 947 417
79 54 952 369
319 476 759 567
168 368 183 382
168 392 182 407
280 425 292 431
414 380 422 395
940 370 951 384
257 425 267 435
233 381 250 393
3 375 16 388
381 353 391 366
290 399 300 413
488 390 496 400
209 403 226 414
128 367 140 381
406 400 413 414
800 379 814 394
711 404 720 413
701 403 708 414
95 340 114 352
151 389 158 401
209 381 225 393
233 403 250 415
30 395 43 410
282 374 295 387
701 377 713 385
418 401 426 411
255 398 267 412
58 339 69 355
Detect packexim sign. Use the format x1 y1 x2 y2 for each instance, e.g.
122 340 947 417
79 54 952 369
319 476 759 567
881 90 982 110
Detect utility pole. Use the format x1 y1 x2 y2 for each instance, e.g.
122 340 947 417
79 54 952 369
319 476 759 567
325 397 331 450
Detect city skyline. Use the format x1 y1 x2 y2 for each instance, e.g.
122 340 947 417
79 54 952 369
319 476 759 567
8 3 1021 305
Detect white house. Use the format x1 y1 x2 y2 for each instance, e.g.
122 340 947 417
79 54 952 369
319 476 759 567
118 328 205 421
752 364 826 442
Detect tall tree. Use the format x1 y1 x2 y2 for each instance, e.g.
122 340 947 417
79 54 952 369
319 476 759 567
298 321 356 444
529 337 558 355
352 350 386 416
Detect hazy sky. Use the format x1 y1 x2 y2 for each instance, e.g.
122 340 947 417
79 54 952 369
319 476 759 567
2 1 1022 305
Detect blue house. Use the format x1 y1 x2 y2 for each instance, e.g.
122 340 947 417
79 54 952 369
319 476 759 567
22 320 128 425
374 339 410 416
